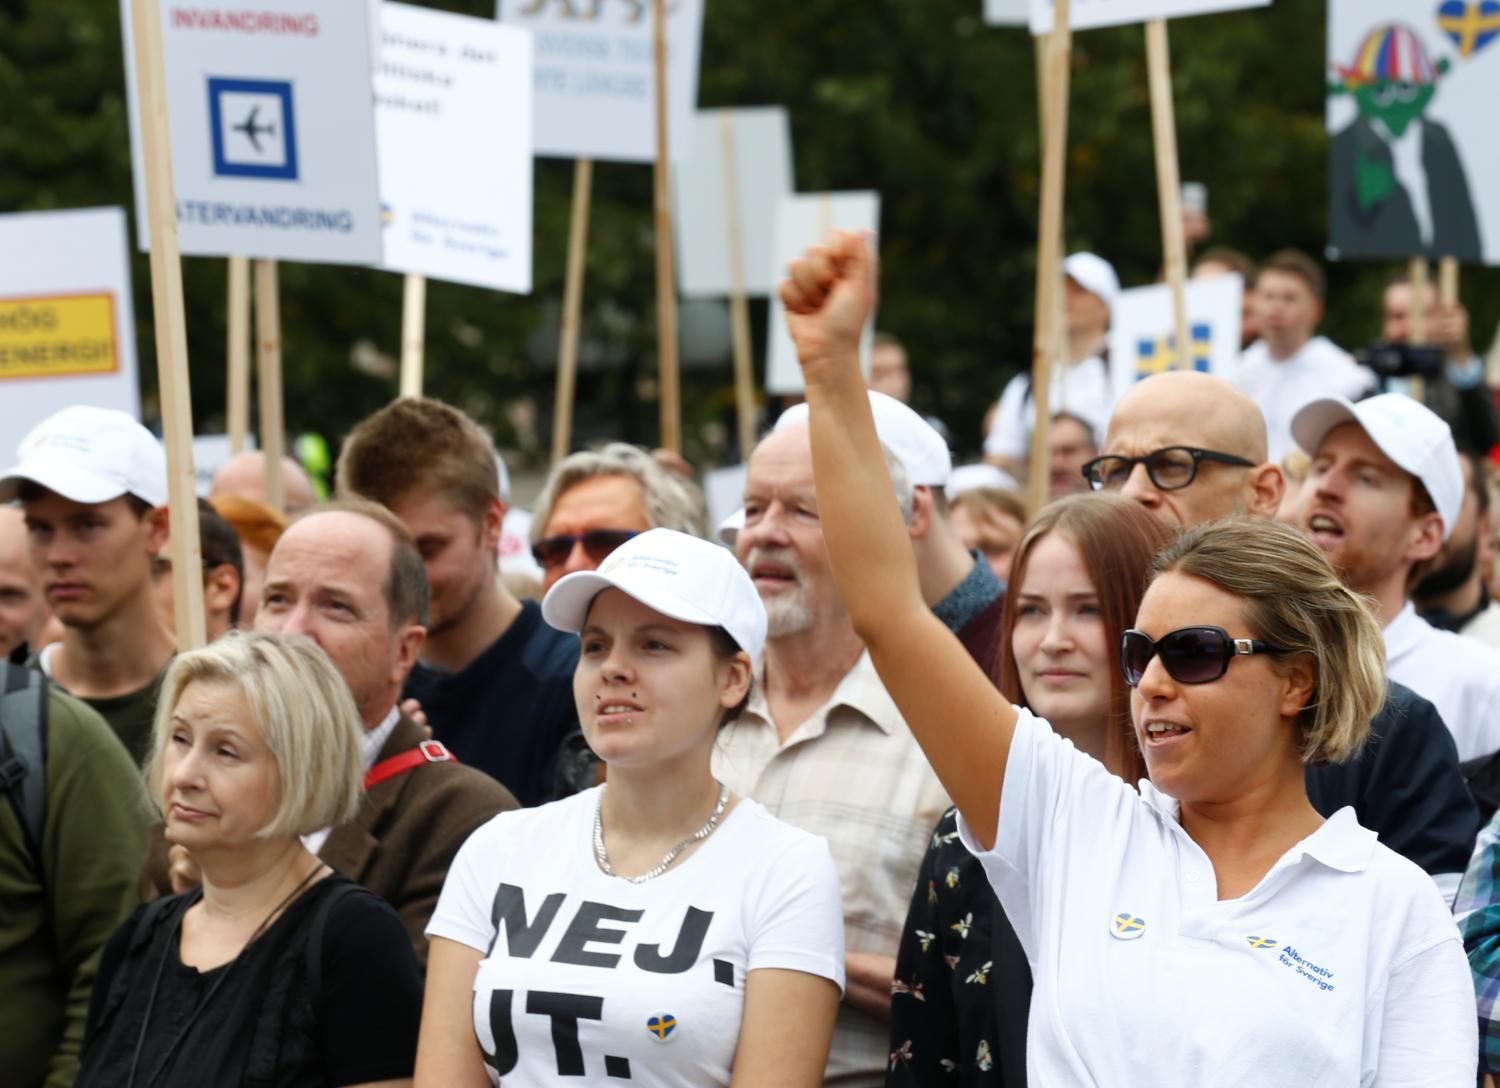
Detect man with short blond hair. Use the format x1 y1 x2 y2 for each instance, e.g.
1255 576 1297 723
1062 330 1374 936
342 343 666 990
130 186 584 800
338 398 577 806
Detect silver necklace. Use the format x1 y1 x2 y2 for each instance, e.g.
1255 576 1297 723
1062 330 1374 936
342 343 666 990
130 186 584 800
593 782 730 884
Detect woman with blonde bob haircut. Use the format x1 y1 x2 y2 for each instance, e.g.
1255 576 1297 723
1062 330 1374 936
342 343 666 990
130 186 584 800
781 231 1477 1087
77 632 423 1088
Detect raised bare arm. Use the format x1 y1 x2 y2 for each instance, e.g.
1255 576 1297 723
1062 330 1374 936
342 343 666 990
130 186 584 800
781 231 1019 848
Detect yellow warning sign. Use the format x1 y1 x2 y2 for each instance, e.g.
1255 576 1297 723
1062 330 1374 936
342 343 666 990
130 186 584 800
0 293 118 380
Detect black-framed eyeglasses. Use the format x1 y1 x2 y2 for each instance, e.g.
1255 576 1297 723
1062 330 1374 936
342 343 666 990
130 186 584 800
1120 626 1288 687
1082 447 1256 492
531 529 639 569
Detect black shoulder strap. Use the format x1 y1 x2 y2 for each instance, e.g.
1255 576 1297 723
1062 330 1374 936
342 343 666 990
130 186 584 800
0 661 48 865
304 880 368 1007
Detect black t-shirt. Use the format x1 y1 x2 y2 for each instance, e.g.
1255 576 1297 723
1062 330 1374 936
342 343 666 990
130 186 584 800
77 873 421 1088
402 598 579 807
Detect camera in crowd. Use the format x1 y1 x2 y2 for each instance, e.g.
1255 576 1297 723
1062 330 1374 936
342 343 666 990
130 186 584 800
1356 340 1445 382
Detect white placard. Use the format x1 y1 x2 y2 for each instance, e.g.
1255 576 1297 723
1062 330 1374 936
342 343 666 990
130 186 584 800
985 0 1031 26
703 463 747 540
376 3 533 292
674 108 794 298
1029 0 1269 34
1108 275 1243 395
121 0 384 263
1327 3 1499 265
497 0 703 163
765 193 881 394
0 208 142 460
191 433 257 496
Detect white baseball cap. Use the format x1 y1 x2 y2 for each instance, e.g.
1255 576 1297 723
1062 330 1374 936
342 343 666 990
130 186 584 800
774 390 952 486
542 528 768 667
717 507 745 547
1064 252 1121 312
0 406 168 507
946 462 1020 500
1291 393 1462 541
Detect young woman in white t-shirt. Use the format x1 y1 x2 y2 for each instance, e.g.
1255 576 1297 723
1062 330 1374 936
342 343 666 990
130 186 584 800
779 232 1477 1085
415 529 844 1088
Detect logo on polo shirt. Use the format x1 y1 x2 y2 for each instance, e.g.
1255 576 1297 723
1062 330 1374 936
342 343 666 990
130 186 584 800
1110 912 1147 940
646 1014 677 1041
1246 936 1279 949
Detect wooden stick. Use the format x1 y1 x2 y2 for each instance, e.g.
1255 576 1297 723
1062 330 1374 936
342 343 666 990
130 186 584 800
818 192 834 239
399 273 427 399
1146 19 1191 372
254 259 286 514
226 255 251 454
1027 0 1072 515
1407 257 1428 401
552 157 593 467
719 112 757 460
1439 255 1459 308
129 0 206 651
652 0 681 455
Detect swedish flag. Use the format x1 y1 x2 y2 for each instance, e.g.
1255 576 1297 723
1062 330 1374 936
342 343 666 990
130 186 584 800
1245 936 1278 949
1438 0 1500 59
1135 323 1213 380
1111 913 1147 939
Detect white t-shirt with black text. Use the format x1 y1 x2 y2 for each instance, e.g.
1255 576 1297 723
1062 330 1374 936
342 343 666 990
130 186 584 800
427 787 846 1087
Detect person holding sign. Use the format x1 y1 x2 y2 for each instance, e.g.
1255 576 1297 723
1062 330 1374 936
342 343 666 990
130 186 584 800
780 230 1476 1086
416 529 844 1087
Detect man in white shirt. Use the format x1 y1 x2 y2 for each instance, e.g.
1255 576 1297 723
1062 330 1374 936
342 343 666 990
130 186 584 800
713 422 949 1087
1234 249 1374 463
984 252 1118 474
1292 394 1500 764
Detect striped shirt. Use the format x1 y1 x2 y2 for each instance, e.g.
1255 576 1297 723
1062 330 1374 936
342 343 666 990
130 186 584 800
1455 808 1500 1073
714 651 950 1088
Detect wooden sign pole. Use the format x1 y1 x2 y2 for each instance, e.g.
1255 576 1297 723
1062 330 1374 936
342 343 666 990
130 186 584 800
652 0 681 455
1408 257 1429 401
1027 0 1072 515
399 273 426 398
226 255 251 453
254 258 286 513
718 112 757 459
1146 19 1192 371
129 0 206 651
552 157 593 466
1439 256 1459 309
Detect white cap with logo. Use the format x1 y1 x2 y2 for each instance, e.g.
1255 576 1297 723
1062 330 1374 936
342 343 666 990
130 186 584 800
774 389 952 487
542 528 769 668
1291 393 1462 542
1064 252 1121 312
0 406 168 507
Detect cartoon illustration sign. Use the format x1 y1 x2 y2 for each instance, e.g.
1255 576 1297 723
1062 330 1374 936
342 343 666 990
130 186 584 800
1328 2 1500 264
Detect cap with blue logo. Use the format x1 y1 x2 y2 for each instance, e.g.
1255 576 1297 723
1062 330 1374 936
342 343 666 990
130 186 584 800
541 528 768 668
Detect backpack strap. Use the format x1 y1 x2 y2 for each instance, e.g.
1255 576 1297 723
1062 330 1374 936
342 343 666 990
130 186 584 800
0 661 48 866
304 880 371 1008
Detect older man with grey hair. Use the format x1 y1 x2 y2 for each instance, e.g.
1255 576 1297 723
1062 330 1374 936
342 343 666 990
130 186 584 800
528 443 706 591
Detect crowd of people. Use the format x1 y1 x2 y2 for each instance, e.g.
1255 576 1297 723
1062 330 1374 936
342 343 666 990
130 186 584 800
6 232 1500 1087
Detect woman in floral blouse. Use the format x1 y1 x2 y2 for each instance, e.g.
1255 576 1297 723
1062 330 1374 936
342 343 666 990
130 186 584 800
887 494 1171 1086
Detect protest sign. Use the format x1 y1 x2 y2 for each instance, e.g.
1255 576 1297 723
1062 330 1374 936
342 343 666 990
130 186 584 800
765 193 880 394
674 108 794 299
121 0 384 263
1107 274 1243 394
1029 0 1267 35
0 208 141 460
377 2 534 293
985 0 1030 25
1327 3 1500 265
497 0 703 163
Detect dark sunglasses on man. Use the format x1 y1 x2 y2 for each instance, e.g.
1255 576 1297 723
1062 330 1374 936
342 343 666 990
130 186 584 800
531 529 639 570
1119 626 1289 688
1082 446 1256 492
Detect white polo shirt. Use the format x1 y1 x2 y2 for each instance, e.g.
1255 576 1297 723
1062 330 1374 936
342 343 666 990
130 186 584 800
957 709 1475 1086
1233 336 1374 464
1386 602 1500 763
983 355 1114 461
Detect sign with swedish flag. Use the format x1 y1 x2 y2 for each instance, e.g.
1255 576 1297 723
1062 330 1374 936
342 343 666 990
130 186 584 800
1108 275 1244 395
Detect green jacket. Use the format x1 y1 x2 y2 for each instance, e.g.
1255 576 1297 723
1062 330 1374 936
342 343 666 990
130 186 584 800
0 688 148 1088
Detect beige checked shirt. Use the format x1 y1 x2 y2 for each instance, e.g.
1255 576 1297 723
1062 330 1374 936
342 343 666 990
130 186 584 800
713 651 950 1088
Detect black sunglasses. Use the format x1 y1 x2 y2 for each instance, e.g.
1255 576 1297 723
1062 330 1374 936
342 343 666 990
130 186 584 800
1120 626 1288 687
531 529 639 569
1082 447 1256 492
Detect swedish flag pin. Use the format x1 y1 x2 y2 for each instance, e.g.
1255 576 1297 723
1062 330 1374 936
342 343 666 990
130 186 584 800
647 1014 678 1042
1110 912 1147 940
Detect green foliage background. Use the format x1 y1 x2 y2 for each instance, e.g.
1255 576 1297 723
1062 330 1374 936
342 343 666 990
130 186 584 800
4 0 1497 469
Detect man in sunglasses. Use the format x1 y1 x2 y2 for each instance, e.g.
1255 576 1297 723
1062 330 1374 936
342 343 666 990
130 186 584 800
337 398 578 807
1292 393 1500 767
1094 371 1478 894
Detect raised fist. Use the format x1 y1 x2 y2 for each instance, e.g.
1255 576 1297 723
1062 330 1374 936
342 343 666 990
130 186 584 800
779 230 878 383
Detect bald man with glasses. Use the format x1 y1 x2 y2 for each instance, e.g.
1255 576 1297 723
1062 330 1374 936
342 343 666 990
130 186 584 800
1093 370 1478 897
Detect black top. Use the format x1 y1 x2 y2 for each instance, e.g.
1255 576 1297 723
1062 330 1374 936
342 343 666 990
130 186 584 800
77 874 421 1088
1306 680 1479 878
403 599 579 807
